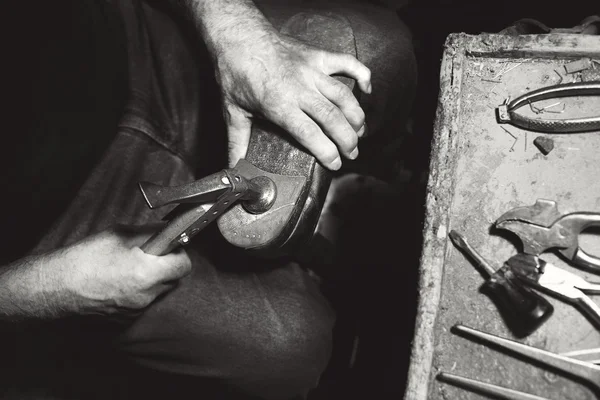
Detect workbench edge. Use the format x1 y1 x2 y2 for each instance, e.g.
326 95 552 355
465 32 600 58
404 32 467 400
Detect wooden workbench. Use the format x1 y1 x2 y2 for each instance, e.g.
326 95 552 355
405 33 600 400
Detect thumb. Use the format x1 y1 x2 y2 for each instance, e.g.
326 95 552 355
225 104 252 168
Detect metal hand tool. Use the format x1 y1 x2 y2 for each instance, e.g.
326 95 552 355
496 81 600 133
449 230 553 337
506 253 600 330
453 324 600 393
138 159 305 256
496 199 600 273
561 348 600 365
437 372 553 400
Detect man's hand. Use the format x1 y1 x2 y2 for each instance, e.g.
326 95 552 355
218 32 371 170
183 0 371 170
0 227 191 321
60 227 192 316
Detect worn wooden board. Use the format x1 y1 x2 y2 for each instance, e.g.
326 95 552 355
405 33 600 400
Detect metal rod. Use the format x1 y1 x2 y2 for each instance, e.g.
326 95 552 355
561 348 600 365
453 325 600 391
449 230 496 276
437 372 552 400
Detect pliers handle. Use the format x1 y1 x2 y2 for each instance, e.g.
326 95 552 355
507 253 600 330
549 212 600 271
496 81 600 133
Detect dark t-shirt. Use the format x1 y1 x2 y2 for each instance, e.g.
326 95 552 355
2 1 126 264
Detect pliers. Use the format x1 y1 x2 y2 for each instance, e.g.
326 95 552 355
495 199 600 273
496 81 600 133
506 252 600 330
138 159 305 256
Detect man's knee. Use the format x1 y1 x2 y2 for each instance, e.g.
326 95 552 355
117 258 335 399
229 290 336 399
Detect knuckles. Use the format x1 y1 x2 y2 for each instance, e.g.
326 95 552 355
292 120 319 141
311 99 342 123
219 34 369 166
331 80 354 100
345 133 359 152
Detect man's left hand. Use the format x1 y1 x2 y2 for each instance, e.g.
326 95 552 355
216 30 371 171
185 0 372 170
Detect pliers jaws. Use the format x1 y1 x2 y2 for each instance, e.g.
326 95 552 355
495 199 600 273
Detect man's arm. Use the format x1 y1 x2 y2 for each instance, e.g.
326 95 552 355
170 0 372 170
0 227 191 321
0 252 66 320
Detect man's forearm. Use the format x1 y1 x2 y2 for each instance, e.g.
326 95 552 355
0 252 66 321
169 0 275 59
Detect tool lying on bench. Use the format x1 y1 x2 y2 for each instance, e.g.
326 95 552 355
448 230 553 337
437 371 553 400
561 347 600 365
495 199 600 327
506 253 600 331
496 81 600 133
438 324 600 399
495 199 600 274
138 11 360 257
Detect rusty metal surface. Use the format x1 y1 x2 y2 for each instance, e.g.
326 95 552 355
406 33 600 400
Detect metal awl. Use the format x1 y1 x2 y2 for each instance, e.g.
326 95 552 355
453 324 600 392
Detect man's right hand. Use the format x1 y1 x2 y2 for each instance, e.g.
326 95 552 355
0 227 192 321
59 227 192 317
